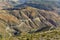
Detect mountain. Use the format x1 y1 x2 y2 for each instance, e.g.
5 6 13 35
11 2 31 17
1 0 60 14
0 6 60 36
0 0 60 40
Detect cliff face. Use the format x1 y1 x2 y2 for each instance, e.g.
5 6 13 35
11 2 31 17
0 6 60 36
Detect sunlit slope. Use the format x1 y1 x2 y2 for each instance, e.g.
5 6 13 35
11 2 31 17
0 29 60 40
0 6 60 40
0 6 60 33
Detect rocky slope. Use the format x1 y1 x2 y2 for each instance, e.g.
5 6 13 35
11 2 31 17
0 6 60 36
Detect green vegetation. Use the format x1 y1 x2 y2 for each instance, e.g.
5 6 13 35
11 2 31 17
0 29 60 40
0 34 2 40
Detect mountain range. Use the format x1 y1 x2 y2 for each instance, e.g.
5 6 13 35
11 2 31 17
0 0 60 40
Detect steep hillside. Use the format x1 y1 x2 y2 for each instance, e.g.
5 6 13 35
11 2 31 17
0 6 60 36
0 0 60 40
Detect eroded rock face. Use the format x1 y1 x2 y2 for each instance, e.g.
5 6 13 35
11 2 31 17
0 6 60 36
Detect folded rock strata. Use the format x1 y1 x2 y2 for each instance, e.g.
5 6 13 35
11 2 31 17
0 6 60 35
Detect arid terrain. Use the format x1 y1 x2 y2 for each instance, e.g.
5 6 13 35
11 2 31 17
0 0 60 40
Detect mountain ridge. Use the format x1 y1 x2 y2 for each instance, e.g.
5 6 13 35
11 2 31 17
0 6 60 36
